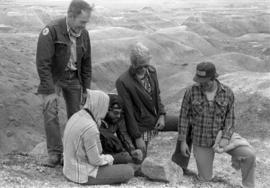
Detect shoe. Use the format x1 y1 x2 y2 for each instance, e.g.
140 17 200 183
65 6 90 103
183 168 197 176
45 154 61 167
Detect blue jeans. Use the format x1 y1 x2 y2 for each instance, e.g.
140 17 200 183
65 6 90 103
43 73 81 156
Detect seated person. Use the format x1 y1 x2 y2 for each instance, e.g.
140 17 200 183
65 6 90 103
100 93 143 164
63 90 134 185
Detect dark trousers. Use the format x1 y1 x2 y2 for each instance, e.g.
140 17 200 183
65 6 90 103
43 72 81 156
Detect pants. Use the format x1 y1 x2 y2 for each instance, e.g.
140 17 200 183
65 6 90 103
193 145 256 188
83 164 134 185
43 72 81 156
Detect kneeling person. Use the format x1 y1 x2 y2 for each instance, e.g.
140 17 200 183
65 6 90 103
100 94 143 164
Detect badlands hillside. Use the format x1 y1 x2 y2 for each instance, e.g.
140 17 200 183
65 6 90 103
0 0 270 187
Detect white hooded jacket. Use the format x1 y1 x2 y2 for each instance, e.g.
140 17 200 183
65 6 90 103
63 90 114 183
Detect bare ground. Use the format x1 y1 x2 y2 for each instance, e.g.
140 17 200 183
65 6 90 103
0 131 269 188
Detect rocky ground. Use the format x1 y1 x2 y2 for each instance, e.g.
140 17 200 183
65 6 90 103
0 132 270 188
0 0 270 187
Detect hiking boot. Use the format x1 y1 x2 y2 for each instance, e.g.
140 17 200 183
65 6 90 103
183 168 197 176
45 154 61 167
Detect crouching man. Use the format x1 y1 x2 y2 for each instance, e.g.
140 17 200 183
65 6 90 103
178 62 256 188
100 94 143 164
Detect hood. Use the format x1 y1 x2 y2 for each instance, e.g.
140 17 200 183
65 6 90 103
83 89 109 126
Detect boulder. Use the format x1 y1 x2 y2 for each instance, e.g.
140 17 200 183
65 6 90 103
141 156 183 183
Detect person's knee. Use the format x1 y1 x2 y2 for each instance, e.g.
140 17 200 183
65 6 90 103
237 147 256 167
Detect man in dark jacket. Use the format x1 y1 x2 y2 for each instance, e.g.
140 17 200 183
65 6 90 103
100 94 143 164
115 42 194 175
36 0 92 167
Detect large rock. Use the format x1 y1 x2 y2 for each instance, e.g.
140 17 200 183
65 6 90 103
141 156 183 183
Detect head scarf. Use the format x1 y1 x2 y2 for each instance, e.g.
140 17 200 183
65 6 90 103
83 89 109 126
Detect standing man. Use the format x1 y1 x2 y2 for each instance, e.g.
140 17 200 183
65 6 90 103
36 0 92 167
115 42 194 175
178 62 256 187
100 94 143 164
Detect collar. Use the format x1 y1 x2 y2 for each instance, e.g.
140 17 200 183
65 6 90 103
215 79 226 93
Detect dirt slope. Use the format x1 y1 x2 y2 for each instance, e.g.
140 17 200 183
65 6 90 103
0 0 270 187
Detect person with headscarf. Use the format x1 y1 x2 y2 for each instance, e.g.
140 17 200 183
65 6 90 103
63 90 134 185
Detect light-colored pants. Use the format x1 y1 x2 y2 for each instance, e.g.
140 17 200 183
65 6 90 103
83 164 134 185
193 145 256 188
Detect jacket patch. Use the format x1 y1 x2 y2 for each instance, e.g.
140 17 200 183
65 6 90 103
42 28 49 36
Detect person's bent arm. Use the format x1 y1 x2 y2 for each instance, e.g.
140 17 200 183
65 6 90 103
83 128 113 166
116 119 135 154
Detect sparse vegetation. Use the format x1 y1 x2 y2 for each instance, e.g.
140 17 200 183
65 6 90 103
0 0 270 187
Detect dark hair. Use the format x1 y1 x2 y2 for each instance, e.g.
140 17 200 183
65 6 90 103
67 0 93 17
108 94 123 110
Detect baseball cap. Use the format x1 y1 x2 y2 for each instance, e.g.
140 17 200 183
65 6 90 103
193 62 218 83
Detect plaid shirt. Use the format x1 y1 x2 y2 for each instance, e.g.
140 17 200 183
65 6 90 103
178 80 235 147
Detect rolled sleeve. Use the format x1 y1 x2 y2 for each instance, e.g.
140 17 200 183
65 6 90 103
83 129 109 166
